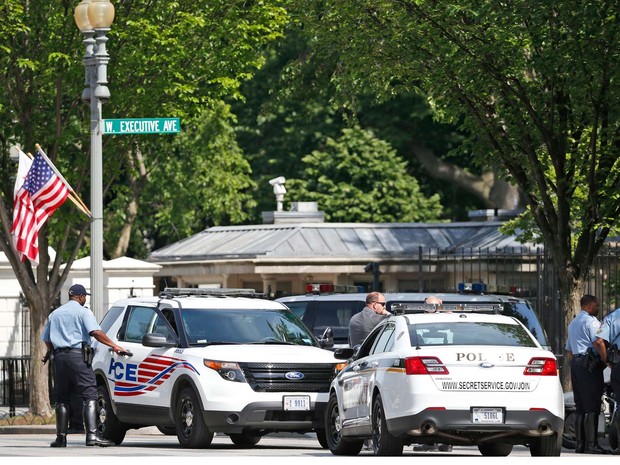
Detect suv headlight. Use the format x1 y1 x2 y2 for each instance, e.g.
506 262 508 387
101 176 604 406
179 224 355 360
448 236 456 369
203 360 247 383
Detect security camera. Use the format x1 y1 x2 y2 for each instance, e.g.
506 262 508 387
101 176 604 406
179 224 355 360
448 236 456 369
269 176 286 186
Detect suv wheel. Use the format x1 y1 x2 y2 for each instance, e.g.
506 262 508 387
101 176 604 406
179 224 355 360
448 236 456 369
229 432 262 447
529 433 561 456
96 384 127 445
175 387 214 448
478 442 513 456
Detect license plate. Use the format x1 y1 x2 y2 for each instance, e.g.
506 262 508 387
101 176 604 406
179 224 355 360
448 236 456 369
472 407 503 424
283 395 310 411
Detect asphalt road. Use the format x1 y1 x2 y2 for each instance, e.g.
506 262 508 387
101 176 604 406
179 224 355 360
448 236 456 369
0 427 585 463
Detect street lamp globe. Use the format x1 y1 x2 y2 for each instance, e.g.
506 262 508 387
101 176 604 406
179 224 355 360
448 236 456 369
87 0 115 29
74 0 93 32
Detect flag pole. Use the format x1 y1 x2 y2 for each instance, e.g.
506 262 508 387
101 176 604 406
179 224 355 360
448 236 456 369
28 147 92 218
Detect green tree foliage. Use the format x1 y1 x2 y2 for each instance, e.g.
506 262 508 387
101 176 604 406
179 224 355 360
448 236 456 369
0 0 288 414
289 127 442 222
287 0 620 386
234 30 514 222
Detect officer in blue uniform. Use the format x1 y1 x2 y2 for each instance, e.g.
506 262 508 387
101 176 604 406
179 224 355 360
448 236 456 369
565 294 608 454
42 284 127 448
594 308 620 454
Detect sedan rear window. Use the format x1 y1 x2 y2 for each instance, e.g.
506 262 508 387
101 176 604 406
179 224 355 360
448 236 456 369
409 322 537 347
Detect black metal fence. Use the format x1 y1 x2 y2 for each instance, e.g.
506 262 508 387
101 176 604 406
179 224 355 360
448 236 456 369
0 357 30 414
409 244 620 360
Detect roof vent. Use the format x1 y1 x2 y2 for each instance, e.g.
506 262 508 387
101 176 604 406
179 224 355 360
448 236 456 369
262 202 325 224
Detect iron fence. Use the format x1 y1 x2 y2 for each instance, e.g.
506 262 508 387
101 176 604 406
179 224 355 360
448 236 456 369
0 357 29 415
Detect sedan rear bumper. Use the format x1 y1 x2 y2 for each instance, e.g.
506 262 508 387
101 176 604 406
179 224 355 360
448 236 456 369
387 408 563 442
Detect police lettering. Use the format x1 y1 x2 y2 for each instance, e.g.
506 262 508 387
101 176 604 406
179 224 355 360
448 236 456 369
456 353 514 362
108 359 138 381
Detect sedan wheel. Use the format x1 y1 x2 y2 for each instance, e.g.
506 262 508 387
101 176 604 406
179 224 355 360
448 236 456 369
371 395 403 456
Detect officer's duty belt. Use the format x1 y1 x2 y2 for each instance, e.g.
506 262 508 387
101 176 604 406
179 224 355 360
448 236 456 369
53 348 82 354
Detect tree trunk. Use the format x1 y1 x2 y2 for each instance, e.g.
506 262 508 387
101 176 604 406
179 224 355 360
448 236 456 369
29 299 52 415
556 265 586 391
109 145 147 259
410 142 523 209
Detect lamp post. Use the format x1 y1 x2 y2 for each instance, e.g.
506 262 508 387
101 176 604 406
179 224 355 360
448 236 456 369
74 0 114 321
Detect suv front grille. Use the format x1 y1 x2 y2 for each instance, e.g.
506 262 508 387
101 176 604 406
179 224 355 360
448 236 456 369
240 363 335 393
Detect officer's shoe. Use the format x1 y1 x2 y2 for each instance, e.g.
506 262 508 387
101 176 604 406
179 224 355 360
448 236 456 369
83 399 115 447
50 434 67 448
50 402 69 447
85 434 115 447
584 443 611 454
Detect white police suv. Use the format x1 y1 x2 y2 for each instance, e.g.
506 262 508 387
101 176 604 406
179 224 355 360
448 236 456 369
325 302 564 456
91 288 345 448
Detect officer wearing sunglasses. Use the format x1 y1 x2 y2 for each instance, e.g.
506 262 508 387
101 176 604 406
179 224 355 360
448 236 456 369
348 291 390 347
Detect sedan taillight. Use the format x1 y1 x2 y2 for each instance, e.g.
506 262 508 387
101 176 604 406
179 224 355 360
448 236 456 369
524 357 558 376
404 356 449 375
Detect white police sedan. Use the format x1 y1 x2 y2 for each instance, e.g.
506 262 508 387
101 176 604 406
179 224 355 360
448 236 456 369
325 303 564 456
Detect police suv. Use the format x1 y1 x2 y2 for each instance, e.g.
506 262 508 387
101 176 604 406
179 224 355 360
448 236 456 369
91 288 345 448
276 284 551 350
325 302 564 456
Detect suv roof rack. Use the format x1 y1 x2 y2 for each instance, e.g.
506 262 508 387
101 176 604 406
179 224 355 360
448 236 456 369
159 287 267 299
391 302 503 315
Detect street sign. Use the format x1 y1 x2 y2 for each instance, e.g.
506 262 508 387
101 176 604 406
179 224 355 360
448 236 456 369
103 118 181 135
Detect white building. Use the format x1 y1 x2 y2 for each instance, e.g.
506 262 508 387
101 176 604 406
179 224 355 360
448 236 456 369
0 252 160 357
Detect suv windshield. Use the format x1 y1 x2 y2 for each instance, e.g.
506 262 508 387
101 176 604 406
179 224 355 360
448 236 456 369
409 322 538 347
180 308 317 347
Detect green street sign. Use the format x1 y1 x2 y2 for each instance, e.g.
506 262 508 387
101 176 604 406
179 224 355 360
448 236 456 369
103 118 181 135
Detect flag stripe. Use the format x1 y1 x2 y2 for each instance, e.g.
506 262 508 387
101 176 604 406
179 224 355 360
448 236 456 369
10 150 69 264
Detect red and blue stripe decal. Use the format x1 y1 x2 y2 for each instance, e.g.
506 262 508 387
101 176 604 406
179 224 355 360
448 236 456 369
111 354 198 397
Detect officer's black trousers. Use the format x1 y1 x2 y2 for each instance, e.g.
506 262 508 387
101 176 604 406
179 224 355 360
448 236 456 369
52 351 97 404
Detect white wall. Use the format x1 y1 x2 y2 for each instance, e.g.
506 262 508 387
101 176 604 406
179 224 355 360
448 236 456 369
0 254 161 357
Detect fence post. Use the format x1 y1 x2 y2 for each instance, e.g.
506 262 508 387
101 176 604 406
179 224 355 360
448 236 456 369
8 359 15 417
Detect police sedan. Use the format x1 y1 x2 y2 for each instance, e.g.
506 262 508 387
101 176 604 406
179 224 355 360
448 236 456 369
325 303 564 456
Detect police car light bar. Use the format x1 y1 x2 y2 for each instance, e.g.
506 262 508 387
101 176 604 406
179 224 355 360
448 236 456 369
305 283 364 294
159 287 266 299
390 302 503 315
457 282 487 294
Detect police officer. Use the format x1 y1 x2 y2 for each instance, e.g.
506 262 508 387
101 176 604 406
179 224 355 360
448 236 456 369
593 308 620 454
42 284 127 448
565 294 609 454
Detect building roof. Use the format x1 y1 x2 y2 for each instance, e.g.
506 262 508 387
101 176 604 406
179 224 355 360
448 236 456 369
148 221 537 263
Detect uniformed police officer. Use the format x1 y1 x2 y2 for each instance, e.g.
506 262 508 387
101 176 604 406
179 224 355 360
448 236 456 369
565 294 609 454
42 284 127 448
593 308 620 455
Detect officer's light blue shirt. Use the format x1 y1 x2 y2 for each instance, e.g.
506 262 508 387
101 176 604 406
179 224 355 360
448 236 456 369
565 309 601 356
596 308 620 347
41 300 101 349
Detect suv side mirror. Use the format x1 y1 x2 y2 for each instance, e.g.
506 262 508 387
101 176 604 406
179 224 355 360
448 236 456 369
142 333 177 348
317 327 334 349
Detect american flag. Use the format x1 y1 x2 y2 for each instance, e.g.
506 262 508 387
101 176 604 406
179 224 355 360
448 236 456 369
10 150 69 264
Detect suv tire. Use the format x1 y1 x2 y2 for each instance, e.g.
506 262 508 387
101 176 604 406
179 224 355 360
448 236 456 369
175 387 214 448
96 384 127 445
229 432 261 447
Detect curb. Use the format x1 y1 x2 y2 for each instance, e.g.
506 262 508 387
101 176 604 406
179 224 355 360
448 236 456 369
0 425 55 434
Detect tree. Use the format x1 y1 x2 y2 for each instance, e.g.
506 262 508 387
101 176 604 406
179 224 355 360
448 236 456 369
234 29 520 222
288 127 443 222
0 0 288 414
287 1 620 385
